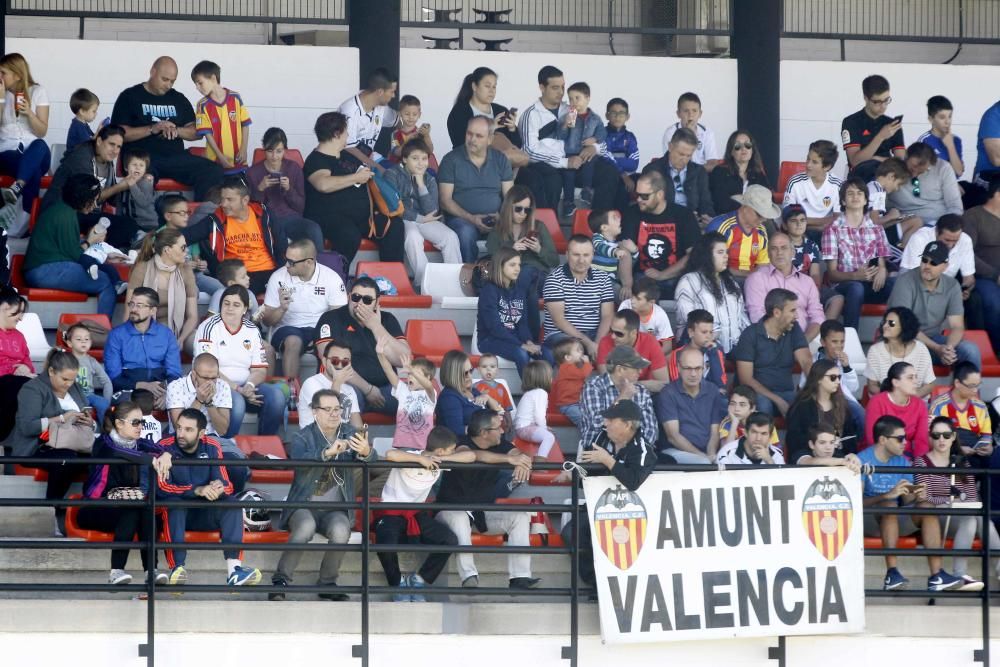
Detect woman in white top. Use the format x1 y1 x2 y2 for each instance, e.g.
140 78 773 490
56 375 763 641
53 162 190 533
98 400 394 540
674 231 749 354
0 54 50 233
194 285 285 438
865 305 936 398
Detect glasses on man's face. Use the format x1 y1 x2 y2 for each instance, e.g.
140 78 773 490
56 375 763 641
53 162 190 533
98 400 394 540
869 95 892 106
326 356 351 369
118 418 143 427
825 374 842 382
732 142 753 151
610 329 627 338
351 293 376 305
286 256 315 267
513 206 532 214
930 431 955 441
635 191 654 201
959 378 982 391
315 405 343 415
127 301 153 310
886 434 907 443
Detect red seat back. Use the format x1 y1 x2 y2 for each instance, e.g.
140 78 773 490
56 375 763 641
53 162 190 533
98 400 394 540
776 161 807 200
355 261 416 296
534 208 568 253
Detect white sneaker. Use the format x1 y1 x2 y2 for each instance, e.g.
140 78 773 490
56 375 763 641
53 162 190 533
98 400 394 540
88 265 99 281
959 574 985 592
146 570 168 586
109 569 132 585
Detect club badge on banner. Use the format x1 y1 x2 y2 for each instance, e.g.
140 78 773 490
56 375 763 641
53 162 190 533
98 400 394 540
583 467 865 644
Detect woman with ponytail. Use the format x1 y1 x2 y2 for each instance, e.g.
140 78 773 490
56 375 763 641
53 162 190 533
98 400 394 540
126 227 198 349
446 67 528 168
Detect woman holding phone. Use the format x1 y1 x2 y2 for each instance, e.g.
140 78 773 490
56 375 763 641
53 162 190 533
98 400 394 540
447 66 528 167
245 126 325 255
0 53 50 235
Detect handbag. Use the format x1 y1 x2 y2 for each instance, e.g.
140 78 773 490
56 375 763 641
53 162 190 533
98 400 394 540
47 419 95 454
458 257 492 297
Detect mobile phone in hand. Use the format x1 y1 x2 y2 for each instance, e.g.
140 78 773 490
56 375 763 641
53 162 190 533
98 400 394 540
892 115 903 124
867 258 879 269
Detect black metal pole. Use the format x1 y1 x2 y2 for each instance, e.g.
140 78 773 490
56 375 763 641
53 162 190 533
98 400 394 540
976 473 991 665
562 478 580 665
348 0 401 93
352 464 371 666
732 0 781 181
141 482 156 667
0 1 6 56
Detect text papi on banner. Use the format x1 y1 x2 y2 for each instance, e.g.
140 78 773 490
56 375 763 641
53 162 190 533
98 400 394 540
583 467 866 644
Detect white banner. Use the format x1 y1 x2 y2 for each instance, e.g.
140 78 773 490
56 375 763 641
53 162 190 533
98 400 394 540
583 467 866 643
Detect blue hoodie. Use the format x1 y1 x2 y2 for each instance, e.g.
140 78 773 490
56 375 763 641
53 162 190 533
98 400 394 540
476 275 534 347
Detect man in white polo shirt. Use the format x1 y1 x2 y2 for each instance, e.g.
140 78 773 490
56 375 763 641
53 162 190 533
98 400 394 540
165 353 233 437
262 238 348 387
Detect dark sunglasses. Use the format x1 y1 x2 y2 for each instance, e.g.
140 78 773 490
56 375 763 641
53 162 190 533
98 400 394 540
885 434 907 443
921 257 942 267
118 418 143 427
326 356 351 369
825 374 842 382
635 191 654 200
732 142 753 151
286 256 315 267
882 319 898 327
513 205 532 214
351 293 376 305
930 431 955 440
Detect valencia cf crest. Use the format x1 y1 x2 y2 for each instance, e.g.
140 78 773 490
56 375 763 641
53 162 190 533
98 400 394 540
242 338 251 351
229 110 237 121
822 196 832 208
593 485 647 571
801 476 853 561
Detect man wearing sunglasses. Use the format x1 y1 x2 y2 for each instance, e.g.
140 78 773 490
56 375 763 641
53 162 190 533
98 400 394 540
859 414 963 593
314 276 410 415
595 309 669 394
621 170 699 299
888 240 981 369
262 238 347 386
297 340 363 430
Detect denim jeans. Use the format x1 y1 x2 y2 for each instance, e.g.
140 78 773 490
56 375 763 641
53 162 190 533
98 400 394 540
834 278 895 330
928 333 982 369
24 261 117 319
87 393 110 427
558 403 583 429
444 215 484 263
754 389 798 417
0 138 50 212
225 383 286 437
477 335 554 376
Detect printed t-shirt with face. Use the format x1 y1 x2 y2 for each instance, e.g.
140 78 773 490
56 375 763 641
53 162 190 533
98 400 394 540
623 204 699 273
223 207 276 273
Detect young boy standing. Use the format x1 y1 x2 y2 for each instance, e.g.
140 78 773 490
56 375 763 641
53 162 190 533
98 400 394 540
560 81 608 215
67 88 100 151
783 140 843 231
121 151 159 232
192 60 251 175
604 97 639 193
390 95 437 168
918 95 964 178
661 92 720 170
618 277 673 354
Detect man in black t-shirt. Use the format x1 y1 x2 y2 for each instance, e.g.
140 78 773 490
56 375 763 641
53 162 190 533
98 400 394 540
435 409 537 589
111 56 223 200
621 170 698 299
313 276 410 415
841 75 906 182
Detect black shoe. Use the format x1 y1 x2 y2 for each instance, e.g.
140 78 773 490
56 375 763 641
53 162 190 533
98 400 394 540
509 577 541 589
268 579 287 601
318 585 349 601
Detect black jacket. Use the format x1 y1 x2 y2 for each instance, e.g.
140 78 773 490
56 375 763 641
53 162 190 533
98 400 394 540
644 153 715 218
709 164 771 215
446 101 522 150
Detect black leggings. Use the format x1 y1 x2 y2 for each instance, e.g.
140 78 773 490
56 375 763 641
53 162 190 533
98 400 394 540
35 447 90 510
77 505 159 571
317 209 405 264
0 374 31 444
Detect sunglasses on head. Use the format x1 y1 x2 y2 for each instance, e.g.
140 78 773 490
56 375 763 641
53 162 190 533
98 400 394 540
930 431 955 440
351 293 376 305
326 356 351 369
513 205 532 214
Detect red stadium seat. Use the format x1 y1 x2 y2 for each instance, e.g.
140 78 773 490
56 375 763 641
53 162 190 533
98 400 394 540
546 411 574 427
65 495 113 541
774 161 806 204
354 261 431 308
252 147 305 168
26 198 40 232
154 179 187 192
234 434 293 484
56 314 112 362
10 255 88 302
964 330 1000 376
534 208 568 253
861 304 887 317
405 319 471 366
571 208 593 238
513 437 570 486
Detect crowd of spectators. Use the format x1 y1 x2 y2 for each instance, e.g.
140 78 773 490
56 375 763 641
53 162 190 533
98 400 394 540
1 54 1000 599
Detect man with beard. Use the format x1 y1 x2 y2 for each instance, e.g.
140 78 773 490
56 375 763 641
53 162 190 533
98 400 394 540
621 170 698 299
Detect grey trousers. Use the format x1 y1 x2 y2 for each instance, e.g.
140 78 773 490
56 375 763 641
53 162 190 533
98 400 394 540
273 508 352 585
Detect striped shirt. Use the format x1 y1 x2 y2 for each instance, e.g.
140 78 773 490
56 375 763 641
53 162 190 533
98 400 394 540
782 172 843 219
195 89 251 173
705 211 770 272
542 264 615 341
914 455 979 505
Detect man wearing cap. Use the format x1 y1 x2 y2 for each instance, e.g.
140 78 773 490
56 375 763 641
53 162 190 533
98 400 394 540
705 184 782 280
657 346 727 464
733 288 813 417
888 241 981 368
595 309 669 394
563 398 658 589
744 232 825 340
578 346 659 458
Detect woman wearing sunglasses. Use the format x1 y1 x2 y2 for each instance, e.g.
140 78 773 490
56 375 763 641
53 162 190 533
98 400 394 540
435 349 503 437
79 400 173 586
486 185 560 290
865 305 936 398
785 359 858 463
297 339 363 430
709 130 770 215
864 361 930 457
914 416 1000 591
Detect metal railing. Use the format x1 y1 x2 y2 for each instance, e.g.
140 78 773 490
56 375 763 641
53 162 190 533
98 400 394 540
0 456 995 667
5 0 348 23
782 0 1000 45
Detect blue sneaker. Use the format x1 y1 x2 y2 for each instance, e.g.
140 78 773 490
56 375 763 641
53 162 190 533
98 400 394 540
928 569 963 592
407 573 427 602
883 567 909 591
227 565 262 586
393 576 411 602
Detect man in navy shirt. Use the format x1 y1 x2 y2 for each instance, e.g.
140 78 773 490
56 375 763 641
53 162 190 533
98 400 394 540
858 415 962 592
